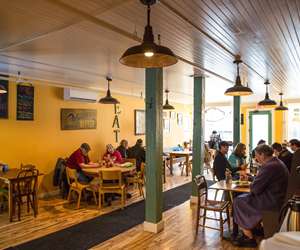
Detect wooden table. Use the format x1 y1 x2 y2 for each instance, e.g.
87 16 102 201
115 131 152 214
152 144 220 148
169 151 192 176
209 180 250 193
83 165 136 175
0 168 42 222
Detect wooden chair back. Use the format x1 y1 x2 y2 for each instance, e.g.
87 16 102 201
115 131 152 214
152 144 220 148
139 162 145 179
66 168 79 187
99 170 122 188
14 169 39 197
194 175 208 206
20 164 36 171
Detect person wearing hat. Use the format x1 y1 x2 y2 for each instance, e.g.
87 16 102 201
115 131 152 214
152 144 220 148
66 143 99 183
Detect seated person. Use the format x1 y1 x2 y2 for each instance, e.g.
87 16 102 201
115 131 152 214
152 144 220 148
183 141 190 151
213 141 245 181
116 139 129 159
102 144 123 166
233 145 289 247
228 143 248 171
251 139 266 159
272 142 293 172
66 143 99 183
128 139 145 171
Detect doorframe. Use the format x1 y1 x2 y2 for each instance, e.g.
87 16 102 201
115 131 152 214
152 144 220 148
249 110 272 150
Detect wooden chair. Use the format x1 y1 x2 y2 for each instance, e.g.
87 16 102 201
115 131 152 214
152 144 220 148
20 164 36 171
11 168 39 221
98 170 126 209
66 168 97 209
126 162 145 198
0 188 8 212
181 159 192 176
194 175 230 238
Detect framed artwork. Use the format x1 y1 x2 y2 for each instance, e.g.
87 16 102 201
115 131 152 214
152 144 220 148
177 113 183 127
163 119 170 133
0 79 8 119
17 85 34 121
134 109 145 135
163 111 169 119
61 109 97 130
170 111 176 119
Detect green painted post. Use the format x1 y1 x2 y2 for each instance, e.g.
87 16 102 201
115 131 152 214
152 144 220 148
144 68 163 232
233 96 241 147
191 76 205 198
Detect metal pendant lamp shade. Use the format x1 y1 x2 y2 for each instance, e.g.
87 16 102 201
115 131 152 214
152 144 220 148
0 85 7 94
258 80 277 107
225 56 253 96
163 89 174 110
275 93 288 111
99 77 120 104
119 0 178 68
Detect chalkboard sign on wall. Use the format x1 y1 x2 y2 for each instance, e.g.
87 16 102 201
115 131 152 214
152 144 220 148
17 85 34 120
0 79 8 119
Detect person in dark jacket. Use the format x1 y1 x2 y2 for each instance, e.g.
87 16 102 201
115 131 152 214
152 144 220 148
251 139 266 159
128 139 145 171
272 142 293 172
213 141 244 181
116 139 129 159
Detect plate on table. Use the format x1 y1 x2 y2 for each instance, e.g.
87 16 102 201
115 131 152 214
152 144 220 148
232 180 251 187
116 162 133 168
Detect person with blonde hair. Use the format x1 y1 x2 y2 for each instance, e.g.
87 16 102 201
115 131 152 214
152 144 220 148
228 143 248 171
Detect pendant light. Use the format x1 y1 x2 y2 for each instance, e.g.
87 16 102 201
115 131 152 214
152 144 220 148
224 55 253 96
163 89 174 110
258 80 277 106
0 85 7 94
275 93 288 111
99 76 120 104
119 0 178 68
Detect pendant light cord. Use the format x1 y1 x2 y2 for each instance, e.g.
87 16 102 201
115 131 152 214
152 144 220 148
147 5 151 26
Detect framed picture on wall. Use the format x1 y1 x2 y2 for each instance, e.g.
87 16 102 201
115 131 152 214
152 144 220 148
163 119 170 133
0 79 8 119
61 109 97 130
177 113 183 127
170 111 176 119
134 109 145 135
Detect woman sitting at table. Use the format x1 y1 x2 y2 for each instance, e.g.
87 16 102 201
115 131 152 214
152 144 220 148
233 144 289 247
102 144 124 167
228 143 247 173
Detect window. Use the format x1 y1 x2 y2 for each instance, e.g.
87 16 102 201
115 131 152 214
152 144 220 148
288 103 300 139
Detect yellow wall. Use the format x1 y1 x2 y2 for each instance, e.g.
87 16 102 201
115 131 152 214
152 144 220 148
0 82 192 194
240 104 285 147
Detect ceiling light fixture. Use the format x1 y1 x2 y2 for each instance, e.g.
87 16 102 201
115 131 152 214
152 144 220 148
224 55 253 96
275 92 288 111
0 84 7 94
258 80 277 107
163 89 175 110
99 76 120 104
119 0 178 68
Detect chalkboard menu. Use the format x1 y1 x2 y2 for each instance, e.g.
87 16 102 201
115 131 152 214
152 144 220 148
17 85 34 120
0 79 8 119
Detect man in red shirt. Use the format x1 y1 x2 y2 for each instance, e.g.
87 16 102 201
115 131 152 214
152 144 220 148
67 143 99 183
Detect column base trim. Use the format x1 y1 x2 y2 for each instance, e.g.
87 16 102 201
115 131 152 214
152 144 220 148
144 220 165 233
190 195 198 204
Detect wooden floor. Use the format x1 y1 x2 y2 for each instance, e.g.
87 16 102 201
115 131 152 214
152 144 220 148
0 167 258 250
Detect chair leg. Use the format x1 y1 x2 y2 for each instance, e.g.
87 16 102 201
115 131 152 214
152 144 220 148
17 200 21 221
226 206 231 231
220 212 224 238
98 193 102 210
202 209 207 229
76 191 82 209
121 189 125 209
92 191 97 206
195 201 200 235
27 195 30 213
67 189 72 203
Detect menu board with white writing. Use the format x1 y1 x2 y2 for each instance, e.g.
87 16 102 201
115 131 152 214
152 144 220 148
17 85 34 121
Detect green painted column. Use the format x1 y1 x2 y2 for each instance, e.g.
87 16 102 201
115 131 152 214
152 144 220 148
191 76 205 198
144 68 164 232
233 96 241 146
